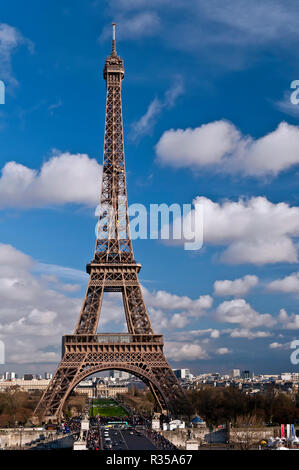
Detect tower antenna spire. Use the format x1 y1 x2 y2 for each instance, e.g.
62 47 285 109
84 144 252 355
112 22 116 55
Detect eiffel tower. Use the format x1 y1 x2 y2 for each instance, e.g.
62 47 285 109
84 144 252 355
34 25 185 421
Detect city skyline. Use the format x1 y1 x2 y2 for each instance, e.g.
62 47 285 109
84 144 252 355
1 1 299 375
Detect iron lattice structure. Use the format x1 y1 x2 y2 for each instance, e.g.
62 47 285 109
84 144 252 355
34 26 184 420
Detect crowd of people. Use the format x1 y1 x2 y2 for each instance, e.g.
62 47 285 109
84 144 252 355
143 428 177 450
86 425 101 451
65 418 81 434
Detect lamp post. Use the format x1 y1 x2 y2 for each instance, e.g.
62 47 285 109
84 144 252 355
18 426 23 448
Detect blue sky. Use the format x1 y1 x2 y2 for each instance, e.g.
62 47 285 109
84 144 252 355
1 0 299 375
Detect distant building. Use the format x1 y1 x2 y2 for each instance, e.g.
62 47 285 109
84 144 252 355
0 379 50 392
74 380 128 399
229 369 240 378
163 419 185 431
24 374 34 381
109 370 130 380
191 416 206 428
97 384 128 398
280 372 291 381
75 380 95 398
173 369 191 380
4 371 17 380
241 370 254 380
261 375 279 381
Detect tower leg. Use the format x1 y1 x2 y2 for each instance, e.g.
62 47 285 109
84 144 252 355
34 345 185 420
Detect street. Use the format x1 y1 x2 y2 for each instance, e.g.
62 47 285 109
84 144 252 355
101 427 157 451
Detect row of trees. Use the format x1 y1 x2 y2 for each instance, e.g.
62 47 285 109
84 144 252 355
187 386 299 426
0 387 87 427
1 384 298 427
0 387 40 427
120 385 299 426
119 385 155 417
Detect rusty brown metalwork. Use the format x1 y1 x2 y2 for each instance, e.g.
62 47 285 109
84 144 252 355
34 26 184 420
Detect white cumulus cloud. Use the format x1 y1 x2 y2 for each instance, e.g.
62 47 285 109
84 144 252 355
269 342 283 349
278 308 299 330
165 342 209 361
178 195 299 265
216 298 276 328
229 328 272 339
214 275 258 296
156 121 299 178
143 287 213 317
215 347 232 355
0 151 101 208
268 272 299 293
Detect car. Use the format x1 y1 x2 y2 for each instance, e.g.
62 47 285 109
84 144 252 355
45 424 57 431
